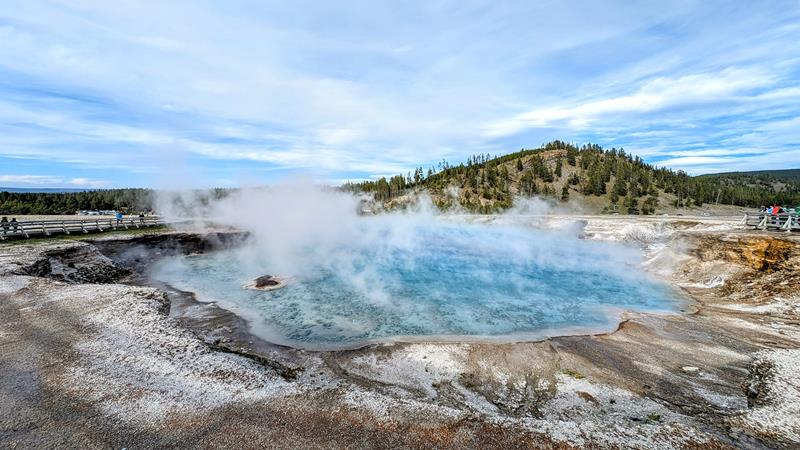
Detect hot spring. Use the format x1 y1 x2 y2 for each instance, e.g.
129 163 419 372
152 217 685 350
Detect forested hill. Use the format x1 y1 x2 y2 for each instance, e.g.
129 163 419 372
345 141 800 214
696 169 800 183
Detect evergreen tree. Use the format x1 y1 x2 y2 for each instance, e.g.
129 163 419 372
623 194 639 214
613 177 627 198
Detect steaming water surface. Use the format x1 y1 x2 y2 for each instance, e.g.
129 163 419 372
153 219 684 349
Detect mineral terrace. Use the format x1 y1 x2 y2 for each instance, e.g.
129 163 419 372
1 216 798 449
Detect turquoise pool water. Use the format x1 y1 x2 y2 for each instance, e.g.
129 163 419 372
152 220 684 349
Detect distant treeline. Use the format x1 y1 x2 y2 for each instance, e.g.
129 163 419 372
0 189 156 215
693 171 800 206
345 140 800 213
0 188 242 216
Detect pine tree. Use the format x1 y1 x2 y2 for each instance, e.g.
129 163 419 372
623 194 639 214
567 148 577 166
613 177 627 197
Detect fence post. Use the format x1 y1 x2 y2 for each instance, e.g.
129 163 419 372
758 215 767 230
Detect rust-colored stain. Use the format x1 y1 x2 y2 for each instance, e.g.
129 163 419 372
740 238 793 272
694 236 795 273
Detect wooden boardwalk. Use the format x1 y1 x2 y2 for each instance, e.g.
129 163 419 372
742 213 800 232
3 213 795 241
0 216 164 241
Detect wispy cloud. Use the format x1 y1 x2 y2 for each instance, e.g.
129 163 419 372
0 174 108 187
0 1 798 186
484 68 777 136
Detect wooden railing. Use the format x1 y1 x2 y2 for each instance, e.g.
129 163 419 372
0 216 164 241
742 213 799 231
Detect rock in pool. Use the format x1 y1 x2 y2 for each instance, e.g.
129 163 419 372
246 275 288 291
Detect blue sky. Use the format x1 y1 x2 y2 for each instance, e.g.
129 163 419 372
1 1 799 188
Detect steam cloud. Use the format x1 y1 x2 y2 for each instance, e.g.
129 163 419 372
155 180 658 308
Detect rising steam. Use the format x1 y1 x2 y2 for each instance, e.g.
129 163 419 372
152 180 680 348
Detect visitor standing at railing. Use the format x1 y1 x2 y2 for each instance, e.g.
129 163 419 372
0 217 8 235
115 211 123 226
10 217 18 233
770 205 781 225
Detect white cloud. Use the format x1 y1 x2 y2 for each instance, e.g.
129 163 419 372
654 156 735 167
68 178 110 188
484 67 776 137
0 175 64 185
0 174 108 187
